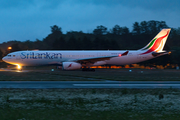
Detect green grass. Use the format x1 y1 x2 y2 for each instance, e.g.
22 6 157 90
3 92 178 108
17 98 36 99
0 88 180 119
0 67 180 81
0 67 180 119
0 108 180 120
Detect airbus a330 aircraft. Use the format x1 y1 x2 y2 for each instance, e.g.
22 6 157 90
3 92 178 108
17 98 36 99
2 29 171 71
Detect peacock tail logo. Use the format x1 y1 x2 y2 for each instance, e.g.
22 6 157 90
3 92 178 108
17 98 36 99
68 63 72 68
140 31 169 55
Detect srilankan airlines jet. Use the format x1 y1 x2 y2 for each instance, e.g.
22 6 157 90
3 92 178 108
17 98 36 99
2 29 171 71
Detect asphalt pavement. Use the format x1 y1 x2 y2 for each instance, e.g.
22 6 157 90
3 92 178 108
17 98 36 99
0 81 179 89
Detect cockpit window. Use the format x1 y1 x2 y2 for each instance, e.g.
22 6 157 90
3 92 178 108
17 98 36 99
8 55 11 57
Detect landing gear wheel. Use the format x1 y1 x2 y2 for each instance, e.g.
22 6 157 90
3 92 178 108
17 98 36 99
82 68 95 71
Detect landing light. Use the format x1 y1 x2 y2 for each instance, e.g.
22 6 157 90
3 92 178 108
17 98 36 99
17 65 22 70
8 46 12 50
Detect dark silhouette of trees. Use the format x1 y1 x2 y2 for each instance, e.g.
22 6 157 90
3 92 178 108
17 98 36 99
109 39 119 50
93 25 107 35
81 36 92 50
10 43 22 52
132 22 141 35
33 39 45 50
1 20 180 66
111 25 122 35
42 25 63 49
52 37 66 50
133 20 169 35
111 25 130 35
50 25 62 34
67 36 80 50
140 21 149 34
0 49 3 60
121 27 130 35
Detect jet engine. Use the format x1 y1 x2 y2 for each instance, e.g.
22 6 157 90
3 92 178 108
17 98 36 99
62 62 82 70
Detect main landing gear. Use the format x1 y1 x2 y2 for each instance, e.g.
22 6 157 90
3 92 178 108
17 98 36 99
82 68 95 71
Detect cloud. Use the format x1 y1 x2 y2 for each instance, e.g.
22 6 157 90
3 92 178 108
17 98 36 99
80 0 180 11
0 0 34 9
1 0 180 11
0 0 179 42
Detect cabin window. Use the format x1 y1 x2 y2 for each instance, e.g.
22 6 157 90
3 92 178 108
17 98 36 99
13 55 15 57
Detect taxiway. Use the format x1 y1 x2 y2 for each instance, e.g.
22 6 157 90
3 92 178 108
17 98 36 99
0 81 179 89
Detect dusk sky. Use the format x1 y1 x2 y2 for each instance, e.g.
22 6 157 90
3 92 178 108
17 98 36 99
0 0 179 43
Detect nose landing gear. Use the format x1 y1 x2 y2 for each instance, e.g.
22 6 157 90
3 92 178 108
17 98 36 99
17 65 22 71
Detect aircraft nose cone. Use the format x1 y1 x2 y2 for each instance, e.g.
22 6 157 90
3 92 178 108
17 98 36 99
2 57 6 62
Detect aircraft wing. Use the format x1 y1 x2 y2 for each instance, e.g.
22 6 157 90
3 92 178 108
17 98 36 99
70 51 129 64
74 55 118 64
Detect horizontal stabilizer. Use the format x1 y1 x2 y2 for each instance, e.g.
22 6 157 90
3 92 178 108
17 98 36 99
152 51 171 57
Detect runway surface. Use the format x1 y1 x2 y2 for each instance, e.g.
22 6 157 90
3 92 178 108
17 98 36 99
0 81 180 89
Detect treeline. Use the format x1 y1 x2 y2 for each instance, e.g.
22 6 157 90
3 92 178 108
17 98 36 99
1 20 180 66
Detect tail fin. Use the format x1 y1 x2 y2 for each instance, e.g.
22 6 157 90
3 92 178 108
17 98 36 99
140 28 171 55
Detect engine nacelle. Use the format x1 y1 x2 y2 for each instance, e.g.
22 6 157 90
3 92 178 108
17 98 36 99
62 62 82 70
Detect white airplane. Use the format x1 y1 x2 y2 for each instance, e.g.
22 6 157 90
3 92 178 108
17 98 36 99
2 29 171 71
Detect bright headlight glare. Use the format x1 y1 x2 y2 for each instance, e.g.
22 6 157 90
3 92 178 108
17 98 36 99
17 65 21 69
